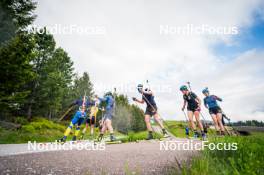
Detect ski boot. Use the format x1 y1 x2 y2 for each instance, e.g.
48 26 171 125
146 131 154 140
162 128 170 138
57 137 66 144
110 134 117 142
97 133 104 142
221 131 226 136
216 130 220 136
72 136 77 141
194 131 199 138
185 127 190 138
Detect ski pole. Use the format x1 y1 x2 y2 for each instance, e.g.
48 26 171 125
143 80 171 130
58 106 74 121
186 82 192 92
182 110 190 137
200 111 207 121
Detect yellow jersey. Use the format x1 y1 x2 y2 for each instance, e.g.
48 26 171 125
90 106 99 117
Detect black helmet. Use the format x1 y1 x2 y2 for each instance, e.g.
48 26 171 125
105 91 113 97
137 84 143 92
202 87 209 94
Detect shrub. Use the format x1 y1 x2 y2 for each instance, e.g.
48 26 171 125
14 117 29 125
22 125 35 133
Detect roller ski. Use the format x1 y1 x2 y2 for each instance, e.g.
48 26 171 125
57 137 66 144
95 133 121 144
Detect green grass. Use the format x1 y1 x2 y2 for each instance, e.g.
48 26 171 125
0 119 210 144
169 132 264 175
0 117 66 143
165 120 215 138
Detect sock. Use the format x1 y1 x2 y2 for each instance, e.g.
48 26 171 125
74 127 81 137
64 122 73 137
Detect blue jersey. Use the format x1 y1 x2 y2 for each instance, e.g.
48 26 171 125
99 95 115 111
203 95 222 108
74 110 87 119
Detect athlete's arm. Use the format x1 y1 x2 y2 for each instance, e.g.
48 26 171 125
214 95 223 102
182 100 186 111
132 97 144 104
195 97 201 109
97 96 108 103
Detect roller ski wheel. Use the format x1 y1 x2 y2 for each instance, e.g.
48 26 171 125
105 140 122 144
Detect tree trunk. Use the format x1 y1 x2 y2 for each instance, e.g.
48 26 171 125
48 109 52 120
27 103 32 121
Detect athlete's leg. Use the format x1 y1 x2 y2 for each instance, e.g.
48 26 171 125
82 119 89 135
211 114 220 131
61 114 79 141
105 119 114 134
153 113 165 129
144 114 154 140
153 113 168 136
100 119 107 134
194 111 204 131
90 124 94 135
216 113 225 132
97 118 106 141
187 111 196 130
90 116 95 135
73 118 84 140
63 122 74 139
145 114 153 132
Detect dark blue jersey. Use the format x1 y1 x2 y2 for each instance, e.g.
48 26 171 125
98 95 115 111
204 95 222 108
142 91 156 108
183 92 198 108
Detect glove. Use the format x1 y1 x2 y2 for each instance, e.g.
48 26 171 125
132 97 137 101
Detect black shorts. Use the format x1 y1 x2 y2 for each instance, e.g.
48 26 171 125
209 106 222 115
86 116 95 125
187 105 199 112
145 106 157 116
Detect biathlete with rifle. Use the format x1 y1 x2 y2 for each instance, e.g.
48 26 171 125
132 84 168 140
202 87 225 135
180 85 205 139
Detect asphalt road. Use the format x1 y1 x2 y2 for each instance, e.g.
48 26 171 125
0 138 200 175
